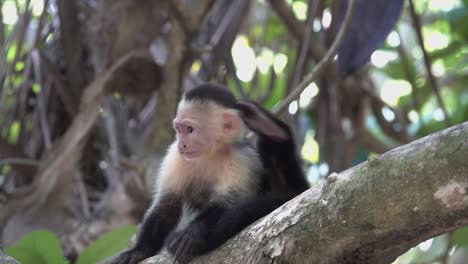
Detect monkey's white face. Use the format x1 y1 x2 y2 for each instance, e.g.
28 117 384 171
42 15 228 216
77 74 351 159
173 100 241 160
173 119 211 160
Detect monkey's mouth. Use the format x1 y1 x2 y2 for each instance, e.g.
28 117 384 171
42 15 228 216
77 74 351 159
180 151 199 159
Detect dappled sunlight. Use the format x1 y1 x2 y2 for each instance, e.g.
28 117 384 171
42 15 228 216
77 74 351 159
291 1 307 21
371 50 398 68
408 110 419 123
288 100 298 115
427 0 462 11
381 106 395 122
432 60 446 77
256 48 274 74
299 82 319 108
422 29 450 52
322 9 331 29
232 37 288 82
387 31 401 47
380 80 412 106
32 0 44 16
301 131 319 164
232 35 257 82
273 53 288 74
2 1 18 25
418 238 433 251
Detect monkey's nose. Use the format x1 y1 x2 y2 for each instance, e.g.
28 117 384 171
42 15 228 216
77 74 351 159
183 144 187 149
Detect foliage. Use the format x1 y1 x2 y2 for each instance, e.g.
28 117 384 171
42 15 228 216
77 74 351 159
4 230 68 264
4 226 136 264
76 225 137 264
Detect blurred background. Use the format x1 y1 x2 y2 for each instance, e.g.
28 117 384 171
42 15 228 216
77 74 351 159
0 0 467 263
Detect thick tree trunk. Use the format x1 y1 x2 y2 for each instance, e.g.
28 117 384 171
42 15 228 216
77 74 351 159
138 121 468 264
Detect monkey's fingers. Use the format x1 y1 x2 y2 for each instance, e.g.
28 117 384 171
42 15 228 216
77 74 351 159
129 255 141 264
166 231 183 254
111 254 131 264
173 235 194 264
112 249 151 264
236 101 289 141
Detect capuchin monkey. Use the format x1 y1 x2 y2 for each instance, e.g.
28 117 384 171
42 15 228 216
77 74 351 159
112 83 309 264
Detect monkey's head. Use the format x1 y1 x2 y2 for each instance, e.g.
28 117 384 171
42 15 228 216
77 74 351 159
173 84 242 160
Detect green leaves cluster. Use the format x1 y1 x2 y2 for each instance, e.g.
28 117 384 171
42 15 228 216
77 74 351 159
4 225 136 264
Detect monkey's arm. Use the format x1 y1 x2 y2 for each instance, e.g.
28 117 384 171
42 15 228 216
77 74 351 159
111 194 182 264
166 196 291 263
237 101 309 194
165 203 226 263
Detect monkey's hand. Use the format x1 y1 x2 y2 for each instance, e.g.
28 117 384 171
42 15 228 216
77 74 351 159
110 248 153 264
165 226 206 264
236 101 290 141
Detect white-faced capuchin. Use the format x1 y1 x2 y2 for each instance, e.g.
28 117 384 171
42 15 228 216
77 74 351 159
112 83 309 264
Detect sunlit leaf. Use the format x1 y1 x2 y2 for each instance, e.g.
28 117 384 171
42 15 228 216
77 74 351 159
7 121 21 144
76 225 136 264
452 226 468 246
32 83 41 93
2 164 12 174
4 230 68 264
301 131 319 163
15 61 25 72
443 6 468 41
6 43 17 63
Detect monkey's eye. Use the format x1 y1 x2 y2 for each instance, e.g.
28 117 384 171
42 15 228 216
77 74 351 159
187 126 193 133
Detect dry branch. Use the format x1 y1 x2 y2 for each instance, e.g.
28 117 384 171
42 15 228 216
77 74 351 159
136 121 468 264
268 0 324 60
273 0 356 115
408 0 451 127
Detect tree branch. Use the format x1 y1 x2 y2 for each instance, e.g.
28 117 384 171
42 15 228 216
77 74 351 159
137 122 468 263
267 0 324 60
273 0 356 115
408 0 451 127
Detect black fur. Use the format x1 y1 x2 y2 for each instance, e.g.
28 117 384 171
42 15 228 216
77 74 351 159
112 85 309 264
184 83 237 109
237 101 309 195
112 194 182 264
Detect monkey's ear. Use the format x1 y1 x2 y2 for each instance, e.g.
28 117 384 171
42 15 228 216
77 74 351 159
222 112 241 137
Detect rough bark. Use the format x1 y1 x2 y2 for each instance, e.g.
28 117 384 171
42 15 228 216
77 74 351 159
0 250 19 264
137 121 468 264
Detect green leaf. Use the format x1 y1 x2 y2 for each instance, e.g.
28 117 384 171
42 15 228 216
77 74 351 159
15 61 25 72
7 121 21 144
6 43 17 63
452 226 468 246
430 40 463 60
4 230 68 264
444 6 468 41
32 83 41 93
76 225 136 264
4 247 44 264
